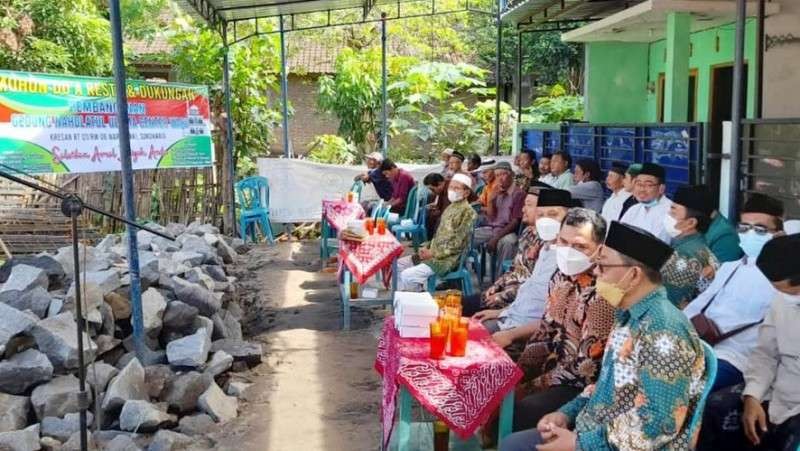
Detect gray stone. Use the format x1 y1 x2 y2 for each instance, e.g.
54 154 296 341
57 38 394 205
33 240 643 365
139 288 166 338
104 435 142 451
60 431 96 451
177 235 216 263
176 414 215 436
226 301 243 322
226 381 252 398
46 298 63 318
166 328 210 368
165 224 186 238
64 282 104 326
192 316 214 343
197 382 237 423
86 362 118 393
215 239 238 264
161 302 198 333
98 302 115 336
0 393 30 433
0 255 64 288
68 270 121 297
170 251 204 268
0 264 48 295
183 268 214 291
136 229 156 251
41 412 94 442
104 291 131 320
31 312 95 371
119 400 177 433
211 310 242 341
210 339 262 366
94 335 121 357
31 375 90 420
38 436 61 451
144 365 174 399
0 428 40 451
201 265 227 283
0 303 37 355
162 372 211 414
0 286 52 319
185 222 218 236
95 235 120 253
202 234 220 247
138 252 160 286
203 351 232 378
230 238 248 254
157 259 189 278
54 244 111 276
102 358 147 413
172 278 220 316
147 430 193 451
0 349 53 394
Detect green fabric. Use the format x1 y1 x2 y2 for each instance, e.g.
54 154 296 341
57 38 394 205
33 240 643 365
424 199 477 276
662 233 719 307
704 214 743 263
559 287 707 451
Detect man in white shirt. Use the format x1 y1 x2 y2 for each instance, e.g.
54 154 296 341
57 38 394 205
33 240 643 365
620 162 672 242
683 192 785 392
600 162 632 224
547 151 575 189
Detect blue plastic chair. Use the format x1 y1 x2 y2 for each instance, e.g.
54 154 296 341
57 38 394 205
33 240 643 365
391 184 429 250
350 180 365 201
687 341 718 447
426 223 476 296
236 176 275 244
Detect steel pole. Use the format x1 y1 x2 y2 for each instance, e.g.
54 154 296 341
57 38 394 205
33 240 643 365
222 34 237 237
516 31 522 122
279 15 291 158
381 12 388 156
109 0 147 363
67 202 88 451
756 0 765 119
729 0 746 219
493 1 503 155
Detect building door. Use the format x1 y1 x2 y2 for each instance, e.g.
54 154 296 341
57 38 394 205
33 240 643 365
656 70 698 122
708 64 748 206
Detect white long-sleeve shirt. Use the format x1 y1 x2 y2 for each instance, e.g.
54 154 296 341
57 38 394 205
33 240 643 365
683 258 776 373
601 190 632 224
498 244 558 330
620 195 673 243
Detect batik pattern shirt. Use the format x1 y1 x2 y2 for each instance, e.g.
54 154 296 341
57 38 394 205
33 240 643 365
481 227 543 309
517 270 616 397
662 233 719 308
559 287 707 451
424 199 477 277
514 172 533 192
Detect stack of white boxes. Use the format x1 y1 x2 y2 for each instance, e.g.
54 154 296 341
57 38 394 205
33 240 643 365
393 291 439 338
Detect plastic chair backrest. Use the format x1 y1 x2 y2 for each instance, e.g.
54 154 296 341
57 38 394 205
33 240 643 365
350 180 365 197
236 176 269 211
687 341 718 444
401 184 419 220
414 186 429 225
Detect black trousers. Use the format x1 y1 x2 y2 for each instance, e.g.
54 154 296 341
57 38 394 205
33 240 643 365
698 383 800 451
513 385 582 432
462 293 483 317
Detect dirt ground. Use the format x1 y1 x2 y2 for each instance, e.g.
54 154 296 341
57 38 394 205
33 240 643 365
205 241 385 451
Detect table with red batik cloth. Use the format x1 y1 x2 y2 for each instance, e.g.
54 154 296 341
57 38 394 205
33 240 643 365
337 232 404 330
322 199 365 232
375 316 523 450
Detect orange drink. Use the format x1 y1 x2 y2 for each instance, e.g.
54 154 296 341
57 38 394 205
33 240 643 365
346 191 354 202
449 320 468 357
377 218 387 235
430 321 447 359
365 218 375 235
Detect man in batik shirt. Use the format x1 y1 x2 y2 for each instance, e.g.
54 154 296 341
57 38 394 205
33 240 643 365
501 221 707 451
660 185 719 308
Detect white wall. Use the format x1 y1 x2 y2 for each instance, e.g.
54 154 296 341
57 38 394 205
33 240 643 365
763 0 800 118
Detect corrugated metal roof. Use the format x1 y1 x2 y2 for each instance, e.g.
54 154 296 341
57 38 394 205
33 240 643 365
502 0 643 26
175 0 419 23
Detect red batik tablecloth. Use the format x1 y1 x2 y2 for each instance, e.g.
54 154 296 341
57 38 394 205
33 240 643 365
322 199 365 232
374 316 523 448
338 232 404 286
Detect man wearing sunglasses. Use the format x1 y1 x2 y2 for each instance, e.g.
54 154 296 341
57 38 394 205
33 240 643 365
620 162 673 243
500 221 706 451
683 192 784 392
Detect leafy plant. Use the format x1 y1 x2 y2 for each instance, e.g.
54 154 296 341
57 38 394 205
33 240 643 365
522 84 584 123
307 135 358 165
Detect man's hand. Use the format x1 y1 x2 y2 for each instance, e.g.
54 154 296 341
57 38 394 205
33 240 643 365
743 395 768 446
418 248 433 260
537 412 569 441
492 330 515 348
473 309 501 321
487 236 500 253
536 425 576 451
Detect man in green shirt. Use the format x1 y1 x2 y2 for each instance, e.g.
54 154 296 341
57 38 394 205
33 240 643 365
705 210 743 263
500 221 707 451
660 185 719 307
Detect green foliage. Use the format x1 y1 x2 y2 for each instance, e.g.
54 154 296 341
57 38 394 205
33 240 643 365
307 135 358 165
120 0 169 40
521 84 584 123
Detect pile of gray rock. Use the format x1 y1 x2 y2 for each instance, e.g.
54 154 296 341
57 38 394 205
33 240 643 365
0 222 261 450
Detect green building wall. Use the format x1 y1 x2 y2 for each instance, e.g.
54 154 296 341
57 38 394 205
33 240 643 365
584 19 758 123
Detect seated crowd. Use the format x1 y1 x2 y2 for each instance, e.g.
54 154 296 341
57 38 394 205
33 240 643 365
356 150 799 450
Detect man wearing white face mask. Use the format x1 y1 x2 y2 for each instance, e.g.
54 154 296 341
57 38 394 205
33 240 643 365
659 185 719 307
620 162 673 242
697 234 800 451
683 192 784 393
395 173 477 291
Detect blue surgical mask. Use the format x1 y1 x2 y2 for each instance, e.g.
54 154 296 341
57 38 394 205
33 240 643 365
739 230 773 259
641 198 659 208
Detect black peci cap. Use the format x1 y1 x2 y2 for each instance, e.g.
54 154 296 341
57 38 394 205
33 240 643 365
672 185 714 216
742 192 784 218
757 234 800 282
604 221 674 271
536 189 572 207
609 162 629 176
638 162 666 182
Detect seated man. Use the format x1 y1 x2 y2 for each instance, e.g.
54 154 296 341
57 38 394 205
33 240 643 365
621 162 673 242
475 162 526 275
423 173 449 238
396 173 476 291
354 151 392 202
439 148 454 177
537 152 552 185
447 150 465 178
380 158 415 214
509 208 615 432
477 165 498 208
547 151 575 190
600 162 631 224
470 189 573 337
514 150 538 192
705 208 743 263
697 234 800 451
501 221 707 451
568 158 605 213
683 192 784 392
660 185 719 307
619 163 641 219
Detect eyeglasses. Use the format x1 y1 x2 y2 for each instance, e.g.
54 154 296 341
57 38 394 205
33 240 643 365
737 223 775 235
594 263 631 273
634 181 659 189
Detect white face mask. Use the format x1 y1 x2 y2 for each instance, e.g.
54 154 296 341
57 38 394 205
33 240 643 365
535 217 562 242
447 189 464 203
783 292 800 305
555 245 593 276
662 214 682 239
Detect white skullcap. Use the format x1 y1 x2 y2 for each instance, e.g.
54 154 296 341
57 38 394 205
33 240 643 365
442 148 454 156
450 173 473 190
366 152 384 162
785 219 800 235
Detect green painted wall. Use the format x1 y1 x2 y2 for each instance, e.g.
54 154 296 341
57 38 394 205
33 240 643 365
584 42 650 123
584 20 758 123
